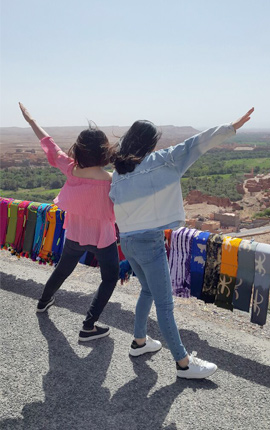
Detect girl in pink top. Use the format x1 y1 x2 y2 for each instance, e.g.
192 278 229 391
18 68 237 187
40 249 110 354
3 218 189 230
19 103 119 341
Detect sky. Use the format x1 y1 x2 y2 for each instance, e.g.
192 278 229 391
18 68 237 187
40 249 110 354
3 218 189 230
1 0 270 129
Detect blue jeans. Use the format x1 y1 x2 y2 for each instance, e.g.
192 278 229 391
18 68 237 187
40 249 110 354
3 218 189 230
120 230 187 361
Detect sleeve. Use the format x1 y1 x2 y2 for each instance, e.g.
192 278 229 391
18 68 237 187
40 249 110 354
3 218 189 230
164 124 236 177
40 136 74 175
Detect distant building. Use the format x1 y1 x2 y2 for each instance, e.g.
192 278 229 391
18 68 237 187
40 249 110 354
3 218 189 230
214 212 240 229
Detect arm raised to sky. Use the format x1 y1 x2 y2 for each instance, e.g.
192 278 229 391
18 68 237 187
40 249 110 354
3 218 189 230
19 102 49 140
166 107 255 177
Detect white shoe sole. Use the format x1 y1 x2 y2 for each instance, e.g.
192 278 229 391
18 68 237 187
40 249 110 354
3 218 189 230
129 344 162 357
177 365 217 379
36 297 55 313
79 329 110 342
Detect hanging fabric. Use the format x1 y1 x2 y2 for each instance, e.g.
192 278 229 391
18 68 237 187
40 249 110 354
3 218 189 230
21 202 41 258
190 230 210 298
12 201 31 255
169 227 197 298
5 200 22 248
164 229 172 259
119 259 133 284
0 198 14 247
251 243 270 326
215 236 242 310
38 204 58 264
79 251 99 268
31 203 51 261
233 239 258 312
201 233 224 303
1 194 269 326
51 209 66 265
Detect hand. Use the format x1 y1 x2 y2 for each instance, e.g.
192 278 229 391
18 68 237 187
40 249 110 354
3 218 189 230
19 102 34 123
232 107 254 131
18 102 49 140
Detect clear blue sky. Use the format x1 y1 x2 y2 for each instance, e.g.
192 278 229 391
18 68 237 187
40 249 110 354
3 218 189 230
1 0 269 129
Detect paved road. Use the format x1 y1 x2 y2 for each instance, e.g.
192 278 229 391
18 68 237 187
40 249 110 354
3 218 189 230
0 252 269 430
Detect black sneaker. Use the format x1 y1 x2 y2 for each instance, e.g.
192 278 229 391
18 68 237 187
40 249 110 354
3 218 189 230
79 325 110 342
36 297 55 313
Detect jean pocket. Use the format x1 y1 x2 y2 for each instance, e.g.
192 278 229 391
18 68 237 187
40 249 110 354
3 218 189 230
132 236 165 265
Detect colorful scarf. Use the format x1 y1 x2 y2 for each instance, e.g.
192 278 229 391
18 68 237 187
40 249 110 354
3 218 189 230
251 243 270 326
190 230 210 298
0 198 14 247
201 233 224 303
32 203 51 261
169 227 197 298
119 259 133 284
5 200 22 248
21 202 41 258
233 240 258 312
38 204 58 264
51 209 66 265
12 201 31 255
215 236 242 311
164 229 173 259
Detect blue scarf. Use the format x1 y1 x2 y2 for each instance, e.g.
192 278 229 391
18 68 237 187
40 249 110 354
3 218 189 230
190 231 210 298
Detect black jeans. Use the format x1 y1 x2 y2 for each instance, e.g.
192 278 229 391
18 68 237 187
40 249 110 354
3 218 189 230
40 239 119 329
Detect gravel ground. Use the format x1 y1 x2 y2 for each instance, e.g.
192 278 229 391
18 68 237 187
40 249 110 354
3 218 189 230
0 250 270 430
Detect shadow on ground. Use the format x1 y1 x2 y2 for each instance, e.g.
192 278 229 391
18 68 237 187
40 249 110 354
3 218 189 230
1 313 217 430
1 272 269 392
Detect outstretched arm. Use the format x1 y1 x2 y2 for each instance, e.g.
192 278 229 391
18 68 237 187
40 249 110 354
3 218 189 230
18 102 71 174
231 107 254 131
167 107 255 177
19 102 49 140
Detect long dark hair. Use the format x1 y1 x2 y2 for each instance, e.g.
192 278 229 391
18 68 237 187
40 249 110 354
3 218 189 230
112 120 161 174
68 124 111 168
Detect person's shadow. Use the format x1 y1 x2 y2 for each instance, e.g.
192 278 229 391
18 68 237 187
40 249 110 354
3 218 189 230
108 355 217 430
1 315 114 430
1 272 270 388
1 314 217 430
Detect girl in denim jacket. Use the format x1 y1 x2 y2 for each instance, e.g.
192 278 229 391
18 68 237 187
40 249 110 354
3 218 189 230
110 108 254 379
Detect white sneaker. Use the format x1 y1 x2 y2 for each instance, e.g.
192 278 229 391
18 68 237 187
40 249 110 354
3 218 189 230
177 352 217 379
129 335 162 357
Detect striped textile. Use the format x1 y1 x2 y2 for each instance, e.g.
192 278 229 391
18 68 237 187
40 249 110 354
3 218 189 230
169 227 197 298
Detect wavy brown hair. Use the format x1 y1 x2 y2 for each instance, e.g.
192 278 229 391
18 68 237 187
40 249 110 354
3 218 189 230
111 120 162 174
68 126 112 168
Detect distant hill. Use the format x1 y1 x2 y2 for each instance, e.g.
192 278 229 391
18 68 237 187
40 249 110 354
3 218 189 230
0 125 200 153
1 126 269 155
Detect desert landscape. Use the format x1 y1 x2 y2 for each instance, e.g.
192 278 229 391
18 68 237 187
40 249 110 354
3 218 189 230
1 125 270 242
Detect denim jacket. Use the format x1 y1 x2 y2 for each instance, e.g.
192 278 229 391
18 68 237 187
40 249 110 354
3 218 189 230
109 124 235 234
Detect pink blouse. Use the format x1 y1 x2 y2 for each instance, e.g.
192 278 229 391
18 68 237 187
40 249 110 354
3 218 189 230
40 137 116 248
